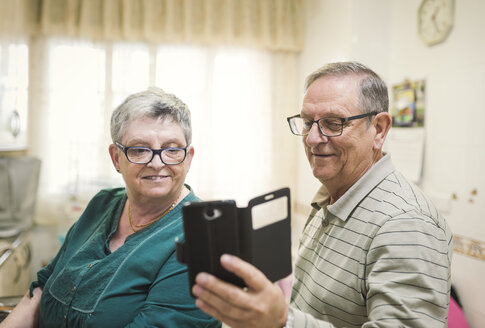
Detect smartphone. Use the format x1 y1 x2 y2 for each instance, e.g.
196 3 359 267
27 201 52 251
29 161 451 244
180 200 244 290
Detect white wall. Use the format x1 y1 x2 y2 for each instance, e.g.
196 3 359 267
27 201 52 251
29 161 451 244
296 0 485 326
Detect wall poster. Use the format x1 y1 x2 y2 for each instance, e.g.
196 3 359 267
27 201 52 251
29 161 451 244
385 79 427 183
391 79 425 127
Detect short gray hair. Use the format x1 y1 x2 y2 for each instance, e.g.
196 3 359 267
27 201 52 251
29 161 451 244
304 61 389 116
110 87 192 145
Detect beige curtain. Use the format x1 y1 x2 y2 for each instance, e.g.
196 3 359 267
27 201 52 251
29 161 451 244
0 0 304 51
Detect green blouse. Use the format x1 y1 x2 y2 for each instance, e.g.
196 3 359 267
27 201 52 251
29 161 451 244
32 186 220 328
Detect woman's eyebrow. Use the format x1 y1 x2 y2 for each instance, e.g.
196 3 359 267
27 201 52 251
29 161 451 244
124 138 185 147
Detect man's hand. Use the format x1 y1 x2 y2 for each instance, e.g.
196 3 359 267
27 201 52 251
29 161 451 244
192 254 288 328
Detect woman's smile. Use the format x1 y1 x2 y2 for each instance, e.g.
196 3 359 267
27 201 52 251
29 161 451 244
142 174 169 180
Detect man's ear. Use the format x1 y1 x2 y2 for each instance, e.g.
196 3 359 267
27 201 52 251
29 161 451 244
373 112 392 151
108 143 121 172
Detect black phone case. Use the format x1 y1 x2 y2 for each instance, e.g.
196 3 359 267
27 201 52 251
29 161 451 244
176 187 291 293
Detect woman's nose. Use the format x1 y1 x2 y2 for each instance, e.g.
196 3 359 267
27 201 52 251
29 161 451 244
147 153 165 168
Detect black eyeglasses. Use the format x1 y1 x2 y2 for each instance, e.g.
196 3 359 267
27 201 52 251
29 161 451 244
287 112 378 137
115 142 188 165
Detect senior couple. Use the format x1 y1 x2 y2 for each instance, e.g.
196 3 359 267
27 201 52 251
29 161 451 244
3 62 452 327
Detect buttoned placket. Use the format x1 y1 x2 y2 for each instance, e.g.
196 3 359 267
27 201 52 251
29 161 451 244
61 260 98 326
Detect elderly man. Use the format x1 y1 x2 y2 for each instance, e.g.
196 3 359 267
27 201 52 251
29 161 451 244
193 62 453 328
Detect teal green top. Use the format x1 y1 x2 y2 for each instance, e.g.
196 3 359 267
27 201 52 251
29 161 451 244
32 186 220 328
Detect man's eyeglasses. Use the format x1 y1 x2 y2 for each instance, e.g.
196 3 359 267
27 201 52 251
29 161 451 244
115 142 188 165
287 112 378 137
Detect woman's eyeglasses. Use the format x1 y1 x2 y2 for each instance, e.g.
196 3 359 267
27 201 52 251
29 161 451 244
115 142 188 165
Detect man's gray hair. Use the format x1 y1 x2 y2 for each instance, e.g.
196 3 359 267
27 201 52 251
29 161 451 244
110 87 192 145
304 61 389 116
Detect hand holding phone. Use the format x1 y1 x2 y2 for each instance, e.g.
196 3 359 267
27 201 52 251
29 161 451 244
176 188 292 294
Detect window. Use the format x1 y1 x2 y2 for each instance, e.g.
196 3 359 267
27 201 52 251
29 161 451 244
207 49 272 203
44 40 107 196
34 40 278 220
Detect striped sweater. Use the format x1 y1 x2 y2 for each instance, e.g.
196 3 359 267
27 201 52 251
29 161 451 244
290 154 453 328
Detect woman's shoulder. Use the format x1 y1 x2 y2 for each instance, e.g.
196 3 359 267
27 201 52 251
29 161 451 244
183 184 201 203
87 187 126 207
94 187 126 199
73 187 125 228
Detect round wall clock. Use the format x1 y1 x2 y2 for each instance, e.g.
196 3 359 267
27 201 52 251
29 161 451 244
418 0 455 46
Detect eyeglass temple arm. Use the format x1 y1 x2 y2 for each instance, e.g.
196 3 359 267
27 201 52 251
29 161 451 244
342 111 378 122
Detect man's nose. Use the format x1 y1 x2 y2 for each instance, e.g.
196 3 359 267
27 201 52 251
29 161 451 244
305 122 328 145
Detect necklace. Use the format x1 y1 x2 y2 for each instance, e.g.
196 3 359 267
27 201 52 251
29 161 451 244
128 197 178 233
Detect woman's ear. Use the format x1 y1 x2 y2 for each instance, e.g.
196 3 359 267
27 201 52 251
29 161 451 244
373 112 392 151
185 145 195 168
108 143 121 173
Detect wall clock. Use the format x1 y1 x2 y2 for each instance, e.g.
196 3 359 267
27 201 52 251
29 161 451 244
418 0 455 46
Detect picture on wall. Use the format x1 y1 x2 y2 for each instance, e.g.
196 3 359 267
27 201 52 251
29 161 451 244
391 79 425 127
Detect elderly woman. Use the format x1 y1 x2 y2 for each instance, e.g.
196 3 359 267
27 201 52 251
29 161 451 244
2 88 221 327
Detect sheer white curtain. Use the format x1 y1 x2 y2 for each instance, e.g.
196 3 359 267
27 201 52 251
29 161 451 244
156 46 274 203
27 38 298 224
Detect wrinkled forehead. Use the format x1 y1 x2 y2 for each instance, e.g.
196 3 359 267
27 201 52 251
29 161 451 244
123 114 177 137
302 75 362 116
122 115 186 145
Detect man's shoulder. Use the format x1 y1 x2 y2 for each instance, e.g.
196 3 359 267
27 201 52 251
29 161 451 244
366 170 446 224
359 170 452 251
